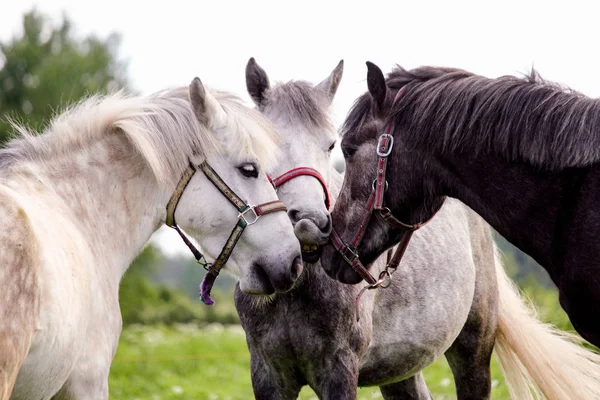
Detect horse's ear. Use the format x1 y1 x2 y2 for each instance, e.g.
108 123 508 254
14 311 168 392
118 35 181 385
245 57 270 109
366 61 388 111
189 77 227 129
315 60 344 104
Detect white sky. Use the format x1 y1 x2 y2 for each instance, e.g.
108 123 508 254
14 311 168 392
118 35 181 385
2 0 600 257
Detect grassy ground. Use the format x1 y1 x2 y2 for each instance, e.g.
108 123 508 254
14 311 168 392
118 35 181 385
109 323 510 400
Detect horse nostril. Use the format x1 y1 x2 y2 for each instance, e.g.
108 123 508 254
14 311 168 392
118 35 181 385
288 208 300 224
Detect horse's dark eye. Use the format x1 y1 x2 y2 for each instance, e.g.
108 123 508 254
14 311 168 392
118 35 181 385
342 147 356 158
328 142 336 152
238 164 258 178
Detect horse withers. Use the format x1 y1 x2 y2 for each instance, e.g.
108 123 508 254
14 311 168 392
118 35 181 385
237 59 600 400
0 78 301 399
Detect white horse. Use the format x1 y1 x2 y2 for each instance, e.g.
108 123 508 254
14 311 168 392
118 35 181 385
0 77 302 399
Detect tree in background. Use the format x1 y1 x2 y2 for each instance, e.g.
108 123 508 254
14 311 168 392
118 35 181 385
0 8 128 143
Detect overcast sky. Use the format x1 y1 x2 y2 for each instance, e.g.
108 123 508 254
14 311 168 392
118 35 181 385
2 0 600 256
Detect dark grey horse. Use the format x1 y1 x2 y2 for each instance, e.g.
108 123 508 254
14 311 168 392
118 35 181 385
234 59 600 400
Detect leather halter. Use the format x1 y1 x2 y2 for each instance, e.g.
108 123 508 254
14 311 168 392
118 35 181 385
166 159 287 305
269 167 331 210
329 89 437 321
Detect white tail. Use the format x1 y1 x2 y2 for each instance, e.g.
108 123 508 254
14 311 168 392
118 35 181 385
493 246 600 399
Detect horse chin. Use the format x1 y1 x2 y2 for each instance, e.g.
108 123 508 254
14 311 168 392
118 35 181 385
336 265 366 285
238 265 275 295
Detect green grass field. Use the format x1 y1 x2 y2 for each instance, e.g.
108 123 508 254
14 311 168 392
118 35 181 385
109 323 511 400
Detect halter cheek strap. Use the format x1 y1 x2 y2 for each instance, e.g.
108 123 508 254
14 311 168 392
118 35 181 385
166 159 287 305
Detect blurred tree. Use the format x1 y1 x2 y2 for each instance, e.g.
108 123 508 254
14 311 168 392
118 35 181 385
0 8 128 144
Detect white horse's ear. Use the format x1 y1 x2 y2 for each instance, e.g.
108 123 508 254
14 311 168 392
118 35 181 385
315 60 344 104
245 57 270 109
189 77 227 129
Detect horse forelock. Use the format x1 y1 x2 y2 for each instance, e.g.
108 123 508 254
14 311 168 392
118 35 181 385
264 80 335 136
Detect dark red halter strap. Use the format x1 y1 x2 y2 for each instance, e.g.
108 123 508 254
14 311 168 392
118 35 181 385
269 167 331 210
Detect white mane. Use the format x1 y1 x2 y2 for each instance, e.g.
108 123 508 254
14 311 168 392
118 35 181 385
1 86 281 185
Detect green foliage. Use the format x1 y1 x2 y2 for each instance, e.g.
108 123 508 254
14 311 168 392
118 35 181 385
119 245 240 326
0 8 128 144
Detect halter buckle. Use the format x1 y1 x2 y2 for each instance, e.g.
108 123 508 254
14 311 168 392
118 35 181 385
238 206 260 226
377 134 394 157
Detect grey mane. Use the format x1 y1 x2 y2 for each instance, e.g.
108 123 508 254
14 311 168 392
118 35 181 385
345 65 600 170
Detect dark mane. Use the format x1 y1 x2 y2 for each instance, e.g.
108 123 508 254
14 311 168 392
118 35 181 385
387 65 600 169
266 80 332 130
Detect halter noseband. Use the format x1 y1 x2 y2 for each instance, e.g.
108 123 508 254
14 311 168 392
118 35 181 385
165 159 287 305
329 89 438 321
269 167 331 210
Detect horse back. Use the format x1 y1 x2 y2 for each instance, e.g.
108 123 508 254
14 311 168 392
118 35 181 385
0 185 40 399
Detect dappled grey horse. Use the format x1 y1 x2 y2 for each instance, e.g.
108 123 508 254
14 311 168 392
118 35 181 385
234 59 600 400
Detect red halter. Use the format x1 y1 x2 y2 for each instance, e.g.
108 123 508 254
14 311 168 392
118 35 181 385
329 89 438 321
268 167 331 210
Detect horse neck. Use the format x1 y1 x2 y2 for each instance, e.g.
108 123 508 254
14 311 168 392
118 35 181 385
434 150 570 281
12 135 170 281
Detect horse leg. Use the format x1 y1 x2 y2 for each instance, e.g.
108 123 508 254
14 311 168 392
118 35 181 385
249 352 302 400
444 331 494 400
444 273 497 398
313 373 358 400
51 358 112 400
51 300 121 400
379 373 432 400
307 350 360 400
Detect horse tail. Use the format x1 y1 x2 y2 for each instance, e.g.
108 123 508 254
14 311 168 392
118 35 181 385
493 245 600 400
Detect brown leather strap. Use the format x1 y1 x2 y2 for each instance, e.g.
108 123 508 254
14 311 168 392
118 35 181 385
255 200 287 216
166 162 196 228
199 161 247 211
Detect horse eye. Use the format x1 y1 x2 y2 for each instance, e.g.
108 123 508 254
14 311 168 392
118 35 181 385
342 147 356 158
238 164 258 178
328 142 336 152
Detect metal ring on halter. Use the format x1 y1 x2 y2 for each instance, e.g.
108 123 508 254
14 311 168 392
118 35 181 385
369 270 392 289
372 179 389 191
238 206 260 225
378 270 393 289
